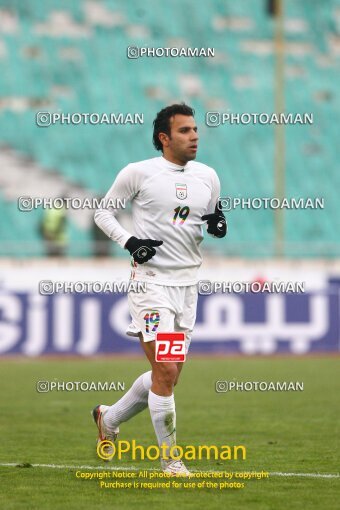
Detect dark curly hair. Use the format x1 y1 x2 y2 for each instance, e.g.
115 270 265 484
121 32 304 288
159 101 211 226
152 103 195 151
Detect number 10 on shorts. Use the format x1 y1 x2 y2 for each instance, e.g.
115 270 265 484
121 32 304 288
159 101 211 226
155 333 186 362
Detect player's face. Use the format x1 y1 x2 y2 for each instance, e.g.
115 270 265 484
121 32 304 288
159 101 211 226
162 115 199 165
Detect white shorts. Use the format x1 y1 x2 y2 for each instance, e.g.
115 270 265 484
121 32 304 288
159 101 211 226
126 282 198 353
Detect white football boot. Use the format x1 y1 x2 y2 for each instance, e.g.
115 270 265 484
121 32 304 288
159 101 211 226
161 458 192 476
91 404 119 461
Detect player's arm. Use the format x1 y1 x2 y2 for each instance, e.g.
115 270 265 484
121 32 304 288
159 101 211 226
94 165 162 263
201 172 227 238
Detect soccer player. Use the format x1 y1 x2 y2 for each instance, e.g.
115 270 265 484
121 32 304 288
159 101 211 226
93 103 226 475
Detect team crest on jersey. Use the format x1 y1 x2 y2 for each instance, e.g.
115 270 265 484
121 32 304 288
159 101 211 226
175 183 187 200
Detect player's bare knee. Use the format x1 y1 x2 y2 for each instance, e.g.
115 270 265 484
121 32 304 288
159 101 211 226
153 363 178 387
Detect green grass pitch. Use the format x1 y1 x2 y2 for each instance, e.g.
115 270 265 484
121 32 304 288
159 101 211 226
0 356 339 510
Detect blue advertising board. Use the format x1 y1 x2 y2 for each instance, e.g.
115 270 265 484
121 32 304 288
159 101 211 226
0 279 339 355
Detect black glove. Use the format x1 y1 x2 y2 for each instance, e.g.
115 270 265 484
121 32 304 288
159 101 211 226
201 202 227 238
124 236 163 264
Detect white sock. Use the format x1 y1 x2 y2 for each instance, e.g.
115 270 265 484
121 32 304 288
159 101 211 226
148 390 177 460
104 371 152 434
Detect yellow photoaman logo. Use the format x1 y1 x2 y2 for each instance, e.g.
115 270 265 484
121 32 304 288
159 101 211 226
97 440 116 461
96 440 246 461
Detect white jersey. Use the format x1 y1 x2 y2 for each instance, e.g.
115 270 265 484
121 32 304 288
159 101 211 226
94 156 221 286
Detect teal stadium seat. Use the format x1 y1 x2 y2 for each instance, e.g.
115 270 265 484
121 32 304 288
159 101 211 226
0 0 339 256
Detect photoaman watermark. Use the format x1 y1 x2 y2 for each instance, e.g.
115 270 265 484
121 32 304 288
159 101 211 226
96 439 246 462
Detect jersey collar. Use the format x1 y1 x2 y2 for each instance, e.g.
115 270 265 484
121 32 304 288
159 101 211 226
160 156 189 172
